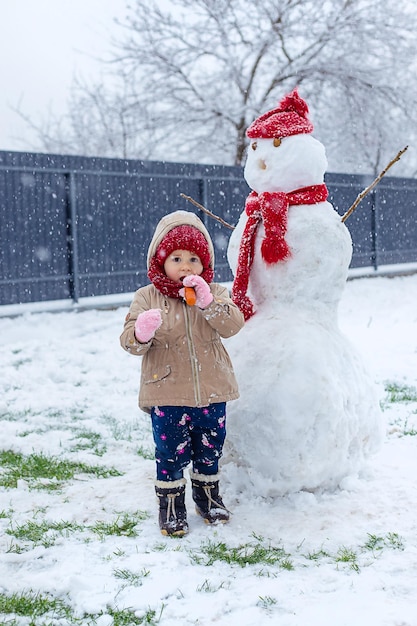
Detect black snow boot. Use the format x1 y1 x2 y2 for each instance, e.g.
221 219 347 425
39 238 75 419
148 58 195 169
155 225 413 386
155 478 189 537
190 472 230 524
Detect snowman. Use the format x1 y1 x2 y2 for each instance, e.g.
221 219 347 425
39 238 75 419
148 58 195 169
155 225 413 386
225 88 382 497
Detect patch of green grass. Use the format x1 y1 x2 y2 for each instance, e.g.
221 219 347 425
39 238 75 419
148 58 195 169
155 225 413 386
137 445 154 460
384 382 417 403
0 592 161 625
18 427 47 438
5 541 25 554
190 531 405 575
70 430 107 456
385 532 405 551
0 409 31 422
257 595 278 611
109 606 161 625
192 537 293 569
255 568 278 578
6 520 83 548
101 415 139 441
196 579 229 593
305 548 331 562
0 591 72 622
68 408 87 421
361 531 404 553
5 510 149 551
387 414 417 438
402 417 417 436
152 542 169 552
114 567 150 587
302 532 405 572
335 546 360 572
90 511 149 539
112 548 127 558
0 450 123 489
362 533 385 552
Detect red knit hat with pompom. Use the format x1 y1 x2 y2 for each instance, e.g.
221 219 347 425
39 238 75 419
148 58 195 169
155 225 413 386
155 225 212 272
246 87 313 139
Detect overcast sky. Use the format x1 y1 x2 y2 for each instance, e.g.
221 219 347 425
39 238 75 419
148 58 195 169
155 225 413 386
0 0 127 152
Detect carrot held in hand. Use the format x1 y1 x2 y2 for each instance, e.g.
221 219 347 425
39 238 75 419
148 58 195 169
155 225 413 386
184 286 197 306
182 275 214 309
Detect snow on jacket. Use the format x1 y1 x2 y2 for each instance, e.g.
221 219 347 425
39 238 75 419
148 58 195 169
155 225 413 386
120 282 244 412
120 209 244 413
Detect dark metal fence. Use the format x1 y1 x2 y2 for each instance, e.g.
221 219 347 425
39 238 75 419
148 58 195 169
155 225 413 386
1 150 416 307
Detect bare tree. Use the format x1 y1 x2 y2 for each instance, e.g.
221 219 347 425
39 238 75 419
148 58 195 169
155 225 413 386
13 75 152 160
17 0 417 175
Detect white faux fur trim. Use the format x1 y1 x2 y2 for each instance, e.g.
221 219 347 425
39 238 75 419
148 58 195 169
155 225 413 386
189 470 220 483
155 477 186 490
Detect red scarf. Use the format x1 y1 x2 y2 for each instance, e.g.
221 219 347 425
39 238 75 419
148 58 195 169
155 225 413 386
232 184 328 321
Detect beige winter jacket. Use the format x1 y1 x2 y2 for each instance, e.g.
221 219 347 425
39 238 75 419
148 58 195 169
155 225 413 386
120 210 245 413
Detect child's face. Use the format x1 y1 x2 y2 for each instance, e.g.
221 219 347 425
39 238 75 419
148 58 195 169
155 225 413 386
164 249 204 283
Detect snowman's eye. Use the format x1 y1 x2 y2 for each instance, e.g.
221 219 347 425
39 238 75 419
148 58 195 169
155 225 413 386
251 142 257 151
273 138 282 147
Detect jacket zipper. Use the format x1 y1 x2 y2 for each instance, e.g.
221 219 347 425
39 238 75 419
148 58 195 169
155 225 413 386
183 304 202 406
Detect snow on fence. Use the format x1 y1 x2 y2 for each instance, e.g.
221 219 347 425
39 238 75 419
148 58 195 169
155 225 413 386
1 150 416 308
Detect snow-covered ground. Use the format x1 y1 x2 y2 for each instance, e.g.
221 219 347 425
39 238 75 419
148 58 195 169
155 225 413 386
1 273 417 625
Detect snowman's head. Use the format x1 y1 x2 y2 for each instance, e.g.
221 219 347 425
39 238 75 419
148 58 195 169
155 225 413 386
244 134 328 194
244 88 327 193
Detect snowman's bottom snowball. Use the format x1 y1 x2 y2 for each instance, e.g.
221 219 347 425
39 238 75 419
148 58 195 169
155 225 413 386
222 315 383 498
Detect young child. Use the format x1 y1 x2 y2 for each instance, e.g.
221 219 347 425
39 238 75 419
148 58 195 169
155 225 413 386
120 210 244 536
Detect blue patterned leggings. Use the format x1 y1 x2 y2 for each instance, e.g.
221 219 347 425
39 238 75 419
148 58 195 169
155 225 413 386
151 403 227 481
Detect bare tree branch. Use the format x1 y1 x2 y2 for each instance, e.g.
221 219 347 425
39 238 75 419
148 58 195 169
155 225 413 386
180 193 235 230
341 146 409 222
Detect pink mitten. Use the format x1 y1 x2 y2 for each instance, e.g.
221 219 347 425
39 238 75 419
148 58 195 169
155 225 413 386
134 309 162 343
182 275 213 309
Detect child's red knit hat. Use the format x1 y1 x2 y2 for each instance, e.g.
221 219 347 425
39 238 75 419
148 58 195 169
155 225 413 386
155 224 212 273
148 222 214 298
